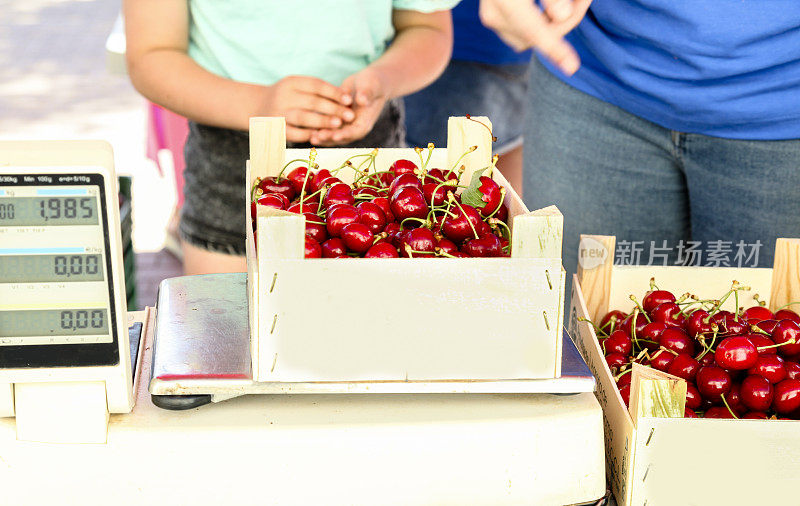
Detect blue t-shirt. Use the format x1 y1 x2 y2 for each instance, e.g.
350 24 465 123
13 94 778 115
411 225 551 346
452 0 532 65
543 1 800 140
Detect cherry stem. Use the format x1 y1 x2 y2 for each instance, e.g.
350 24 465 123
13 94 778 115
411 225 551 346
446 146 476 179
750 325 772 336
753 293 766 308
578 317 610 338
466 114 498 142
775 301 800 311
450 194 479 240
489 218 512 242
631 308 641 351
404 245 435 258
435 248 457 258
276 156 315 181
484 187 507 220
649 277 659 290
400 217 430 230
614 368 632 381
629 295 652 323
695 326 719 361
720 393 739 419
757 340 796 351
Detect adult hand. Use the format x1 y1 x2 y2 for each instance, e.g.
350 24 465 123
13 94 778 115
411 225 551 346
257 75 355 143
310 67 388 146
479 0 592 76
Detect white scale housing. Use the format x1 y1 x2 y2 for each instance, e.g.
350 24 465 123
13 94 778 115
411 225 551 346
0 141 133 442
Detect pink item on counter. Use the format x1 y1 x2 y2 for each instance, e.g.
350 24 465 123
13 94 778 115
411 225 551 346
146 102 189 208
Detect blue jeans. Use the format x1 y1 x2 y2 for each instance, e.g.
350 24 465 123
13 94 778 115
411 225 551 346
404 59 531 154
524 58 800 285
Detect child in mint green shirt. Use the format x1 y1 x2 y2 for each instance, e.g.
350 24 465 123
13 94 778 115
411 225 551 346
125 0 456 273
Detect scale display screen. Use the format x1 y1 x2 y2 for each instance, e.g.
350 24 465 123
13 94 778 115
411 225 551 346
0 172 120 368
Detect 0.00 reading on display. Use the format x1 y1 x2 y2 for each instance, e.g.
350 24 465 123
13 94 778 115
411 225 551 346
0 254 104 283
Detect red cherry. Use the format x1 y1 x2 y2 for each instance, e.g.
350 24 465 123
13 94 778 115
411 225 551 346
601 310 627 330
785 361 800 380
659 327 695 356
726 383 748 416
309 169 333 193
287 201 319 214
390 159 418 178
715 336 758 370
684 408 698 418
622 313 650 340
340 223 373 254
756 319 780 334
256 192 289 210
323 182 355 209
389 173 423 199
685 384 703 409
604 353 629 371
643 290 676 313
698 352 716 367
475 176 503 217
667 353 700 381
356 201 386 234
686 310 713 337
696 366 732 403
650 302 685 328
748 354 787 384
304 236 321 258
740 375 774 412
353 186 380 199
435 237 459 257
772 379 800 414
775 309 800 324
286 166 312 194
400 228 437 257
258 176 296 201
321 238 347 258
772 320 800 357
442 203 482 243
604 330 633 356
742 411 769 419
495 203 509 223
422 182 449 206
649 350 675 372
462 233 502 257
719 314 747 336
371 197 394 223
364 242 399 258
746 333 777 355
705 406 736 419
617 372 632 388
390 187 428 222
326 205 359 237
303 212 328 244
742 306 774 323
619 384 631 406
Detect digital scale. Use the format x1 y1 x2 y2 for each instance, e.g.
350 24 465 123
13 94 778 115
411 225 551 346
0 141 140 443
0 140 608 504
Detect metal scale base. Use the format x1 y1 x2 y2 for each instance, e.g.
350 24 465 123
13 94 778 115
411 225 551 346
149 273 596 410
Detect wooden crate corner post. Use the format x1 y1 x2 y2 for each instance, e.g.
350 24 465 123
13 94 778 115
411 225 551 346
577 234 616 323
769 238 800 312
446 116 493 186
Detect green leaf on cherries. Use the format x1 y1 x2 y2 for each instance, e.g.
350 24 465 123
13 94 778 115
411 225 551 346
460 166 490 209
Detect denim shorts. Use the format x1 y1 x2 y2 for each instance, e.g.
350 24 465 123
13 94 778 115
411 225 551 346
523 57 800 287
403 59 531 154
179 98 406 255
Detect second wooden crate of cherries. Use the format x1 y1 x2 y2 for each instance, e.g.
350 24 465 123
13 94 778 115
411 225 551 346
246 116 565 384
569 234 800 506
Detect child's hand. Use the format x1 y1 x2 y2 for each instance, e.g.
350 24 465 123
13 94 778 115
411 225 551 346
258 76 355 143
309 68 387 146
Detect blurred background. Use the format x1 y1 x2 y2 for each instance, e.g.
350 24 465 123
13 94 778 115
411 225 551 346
0 0 182 308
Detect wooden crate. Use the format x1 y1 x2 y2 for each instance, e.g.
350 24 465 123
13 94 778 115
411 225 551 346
568 234 800 506
245 116 565 383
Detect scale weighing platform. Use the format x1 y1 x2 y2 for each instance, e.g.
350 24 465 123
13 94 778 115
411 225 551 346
149 273 597 407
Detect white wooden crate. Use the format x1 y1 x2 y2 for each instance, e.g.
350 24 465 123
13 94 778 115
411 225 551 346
246 116 565 383
568 234 800 506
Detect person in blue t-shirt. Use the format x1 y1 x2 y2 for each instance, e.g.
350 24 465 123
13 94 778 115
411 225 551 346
480 0 800 280
404 0 532 195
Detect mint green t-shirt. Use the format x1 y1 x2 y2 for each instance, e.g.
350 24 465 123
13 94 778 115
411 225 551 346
188 0 459 87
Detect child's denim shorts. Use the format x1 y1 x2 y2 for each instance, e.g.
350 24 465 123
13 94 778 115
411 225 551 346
179 98 406 256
